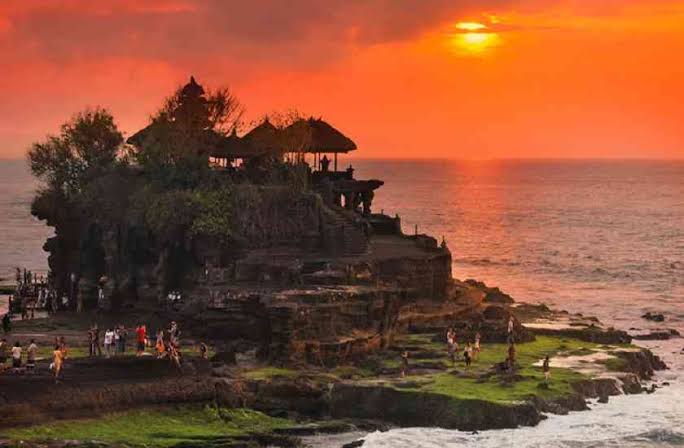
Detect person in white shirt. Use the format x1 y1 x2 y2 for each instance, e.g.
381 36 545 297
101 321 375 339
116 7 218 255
26 339 38 371
11 341 22 368
104 329 115 358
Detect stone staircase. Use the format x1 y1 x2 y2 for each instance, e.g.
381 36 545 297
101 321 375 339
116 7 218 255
323 206 369 256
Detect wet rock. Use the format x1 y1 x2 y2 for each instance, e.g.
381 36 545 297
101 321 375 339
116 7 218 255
632 329 680 341
343 441 365 448
641 312 665 322
597 394 609 404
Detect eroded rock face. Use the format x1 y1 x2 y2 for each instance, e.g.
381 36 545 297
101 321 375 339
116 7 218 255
184 286 411 366
328 384 543 431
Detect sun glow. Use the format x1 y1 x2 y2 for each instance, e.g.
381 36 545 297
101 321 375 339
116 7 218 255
451 22 500 55
455 21 488 31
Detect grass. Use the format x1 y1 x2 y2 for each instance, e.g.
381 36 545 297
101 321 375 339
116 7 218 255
1 405 292 447
393 335 611 404
242 367 298 380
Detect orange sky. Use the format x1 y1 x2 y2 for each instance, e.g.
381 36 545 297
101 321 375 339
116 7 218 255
1 0 683 159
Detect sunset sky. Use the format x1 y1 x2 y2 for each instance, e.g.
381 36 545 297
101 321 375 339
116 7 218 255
1 0 683 159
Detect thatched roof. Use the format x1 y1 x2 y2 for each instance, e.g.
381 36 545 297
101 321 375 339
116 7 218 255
283 118 357 154
242 118 284 154
211 128 269 159
126 121 218 150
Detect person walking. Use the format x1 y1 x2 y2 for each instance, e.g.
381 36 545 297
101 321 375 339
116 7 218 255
52 344 64 383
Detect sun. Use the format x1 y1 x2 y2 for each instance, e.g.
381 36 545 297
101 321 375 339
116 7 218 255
451 22 500 55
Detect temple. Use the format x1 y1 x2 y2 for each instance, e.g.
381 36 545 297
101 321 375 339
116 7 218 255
38 76 455 366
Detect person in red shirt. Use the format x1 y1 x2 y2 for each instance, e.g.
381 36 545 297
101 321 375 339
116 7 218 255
135 324 147 356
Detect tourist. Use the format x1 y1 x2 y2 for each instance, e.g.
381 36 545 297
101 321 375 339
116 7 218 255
507 316 515 342
543 355 551 382
508 342 517 368
26 339 37 371
1 314 9 334
11 341 22 369
464 342 473 368
59 336 68 360
118 325 127 354
104 328 115 358
113 326 121 356
168 321 180 348
400 351 410 378
52 344 64 383
168 342 182 371
136 324 147 356
447 329 456 364
474 332 481 361
199 342 208 359
155 330 165 358
87 326 96 356
0 338 8 368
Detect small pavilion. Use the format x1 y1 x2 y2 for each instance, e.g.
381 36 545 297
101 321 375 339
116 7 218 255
283 118 357 172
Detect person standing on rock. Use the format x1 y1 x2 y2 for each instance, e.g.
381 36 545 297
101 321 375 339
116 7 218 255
400 351 410 378
464 342 473 368
543 355 551 383
508 341 517 368
507 316 515 342
447 329 456 364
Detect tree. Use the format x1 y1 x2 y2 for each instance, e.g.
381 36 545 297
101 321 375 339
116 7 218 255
131 77 244 187
28 108 124 197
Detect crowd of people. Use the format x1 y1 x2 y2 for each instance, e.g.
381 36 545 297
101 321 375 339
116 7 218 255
85 321 187 370
0 336 68 382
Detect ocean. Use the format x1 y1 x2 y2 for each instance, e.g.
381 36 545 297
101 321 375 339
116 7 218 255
1 159 683 447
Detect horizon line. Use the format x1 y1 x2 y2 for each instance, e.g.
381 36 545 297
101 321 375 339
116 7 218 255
0 156 682 162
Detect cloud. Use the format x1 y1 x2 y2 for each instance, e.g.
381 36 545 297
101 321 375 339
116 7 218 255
1 0 515 68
